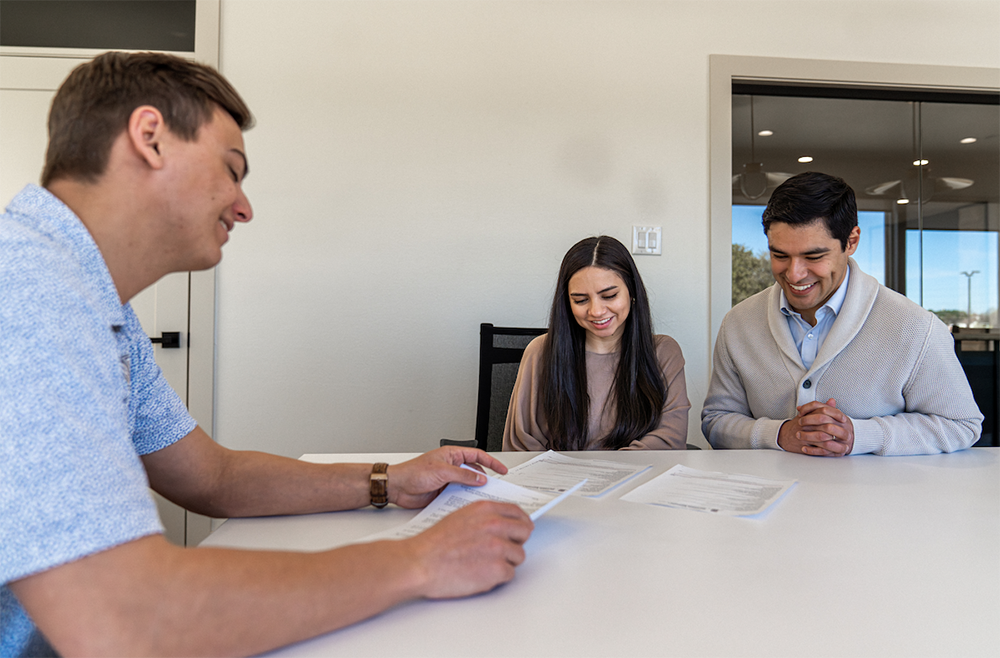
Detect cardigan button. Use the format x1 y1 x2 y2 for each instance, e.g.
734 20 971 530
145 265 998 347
803 379 812 389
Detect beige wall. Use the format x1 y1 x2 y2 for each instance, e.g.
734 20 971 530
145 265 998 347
212 0 1000 456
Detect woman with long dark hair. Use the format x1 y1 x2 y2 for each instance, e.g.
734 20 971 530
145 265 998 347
503 236 689 450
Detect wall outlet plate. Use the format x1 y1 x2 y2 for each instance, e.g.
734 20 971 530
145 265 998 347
632 226 662 255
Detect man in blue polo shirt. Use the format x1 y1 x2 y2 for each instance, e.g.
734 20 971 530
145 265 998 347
0 52 533 657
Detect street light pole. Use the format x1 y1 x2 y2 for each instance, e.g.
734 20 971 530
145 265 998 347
960 270 980 327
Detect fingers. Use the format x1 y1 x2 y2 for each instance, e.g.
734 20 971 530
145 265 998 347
800 435 850 454
798 419 849 441
464 451 508 476
472 501 534 542
800 444 847 457
797 401 849 423
432 446 509 476
412 501 534 599
391 450 511 509
782 408 852 457
447 464 488 487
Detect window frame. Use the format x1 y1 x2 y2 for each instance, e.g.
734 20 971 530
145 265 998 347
0 0 218 60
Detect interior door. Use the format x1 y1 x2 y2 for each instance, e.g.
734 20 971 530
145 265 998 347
1 55 193 545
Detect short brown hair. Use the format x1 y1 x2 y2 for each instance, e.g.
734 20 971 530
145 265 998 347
42 51 253 186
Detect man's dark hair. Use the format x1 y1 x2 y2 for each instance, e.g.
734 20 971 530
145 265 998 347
42 51 253 186
762 172 858 250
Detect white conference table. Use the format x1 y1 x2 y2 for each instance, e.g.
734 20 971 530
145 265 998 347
202 449 1000 657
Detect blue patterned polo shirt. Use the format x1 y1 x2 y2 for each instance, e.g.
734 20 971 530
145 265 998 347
1 185 197 657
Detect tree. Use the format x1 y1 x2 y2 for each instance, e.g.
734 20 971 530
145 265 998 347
732 243 773 306
931 309 966 327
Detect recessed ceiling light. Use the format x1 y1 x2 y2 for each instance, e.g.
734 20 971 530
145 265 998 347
897 198 910 205
912 159 929 166
757 130 773 137
960 137 977 144
798 156 813 163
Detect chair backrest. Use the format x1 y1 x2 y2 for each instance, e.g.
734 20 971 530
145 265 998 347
475 323 547 452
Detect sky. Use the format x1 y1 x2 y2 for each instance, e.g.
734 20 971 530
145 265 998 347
732 205 999 316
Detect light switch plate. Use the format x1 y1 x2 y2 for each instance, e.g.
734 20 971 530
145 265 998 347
632 226 662 255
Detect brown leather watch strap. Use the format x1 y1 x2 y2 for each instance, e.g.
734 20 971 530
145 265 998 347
370 463 389 508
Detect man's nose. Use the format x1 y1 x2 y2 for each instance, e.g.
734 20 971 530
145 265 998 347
789 258 808 281
234 188 253 223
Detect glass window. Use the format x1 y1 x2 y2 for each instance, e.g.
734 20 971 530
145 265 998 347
731 90 999 331
0 0 196 52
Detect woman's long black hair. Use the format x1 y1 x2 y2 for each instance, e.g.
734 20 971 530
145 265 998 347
538 236 666 450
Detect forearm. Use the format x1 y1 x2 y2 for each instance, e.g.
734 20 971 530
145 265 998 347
14 534 427 657
632 406 690 450
144 427 374 518
702 336 786 449
702 410 784 450
147 432 512 517
202 451 373 517
852 413 981 455
15 501 531 657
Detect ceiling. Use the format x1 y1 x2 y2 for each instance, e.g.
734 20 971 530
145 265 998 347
731 93 1000 223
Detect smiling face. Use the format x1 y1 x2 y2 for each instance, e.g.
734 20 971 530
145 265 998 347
160 106 252 271
567 266 632 352
767 220 859 325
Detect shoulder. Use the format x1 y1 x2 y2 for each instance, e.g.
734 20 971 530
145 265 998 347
522 333 548 360
1 222 102 340
855 278 940 337
653 334 684 359
845 268 952 351
719 284 774 336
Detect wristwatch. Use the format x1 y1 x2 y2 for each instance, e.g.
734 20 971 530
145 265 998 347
370 463 389 508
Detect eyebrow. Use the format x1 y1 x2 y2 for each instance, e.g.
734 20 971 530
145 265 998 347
231 149 249 179
769 246 830 256
570 285 619 297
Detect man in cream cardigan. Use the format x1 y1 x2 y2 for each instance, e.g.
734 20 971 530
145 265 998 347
702 172 982 457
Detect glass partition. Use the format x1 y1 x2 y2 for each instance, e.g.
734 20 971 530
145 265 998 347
730 88 999 446
730 89 999 330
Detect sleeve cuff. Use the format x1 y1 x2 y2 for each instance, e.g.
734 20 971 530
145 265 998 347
752 418 786 450
849 418 880 455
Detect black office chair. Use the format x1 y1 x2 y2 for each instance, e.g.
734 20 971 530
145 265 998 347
952 327 998 447
441 323 546 451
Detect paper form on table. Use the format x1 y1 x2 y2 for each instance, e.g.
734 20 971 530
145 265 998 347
620 464 796 516
501 450 651 497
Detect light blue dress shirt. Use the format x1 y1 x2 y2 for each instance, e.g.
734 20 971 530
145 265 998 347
779 268 851 370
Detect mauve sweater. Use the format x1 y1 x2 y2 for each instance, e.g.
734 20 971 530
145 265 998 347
503 334 690 451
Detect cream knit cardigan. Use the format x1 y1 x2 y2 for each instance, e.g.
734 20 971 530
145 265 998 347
702 259 983 455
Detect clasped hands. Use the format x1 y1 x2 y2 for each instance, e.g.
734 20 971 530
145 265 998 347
778 398 854 457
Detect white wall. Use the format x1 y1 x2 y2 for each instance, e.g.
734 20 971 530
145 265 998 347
213 0 1000 457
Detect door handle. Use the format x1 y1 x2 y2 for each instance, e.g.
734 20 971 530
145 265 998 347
149 331 181 349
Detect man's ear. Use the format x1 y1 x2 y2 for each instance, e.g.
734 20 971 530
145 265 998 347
844 225 861 256
127 106 167 169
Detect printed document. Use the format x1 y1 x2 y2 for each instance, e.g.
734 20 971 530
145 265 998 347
501 450 651 497
620 464 795 516
361 467 586 542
